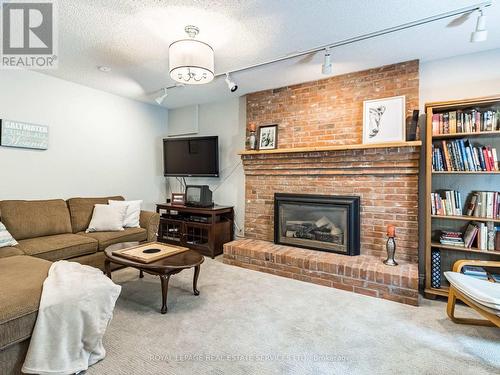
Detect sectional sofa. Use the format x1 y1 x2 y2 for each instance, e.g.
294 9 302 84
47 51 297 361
0 196 160 374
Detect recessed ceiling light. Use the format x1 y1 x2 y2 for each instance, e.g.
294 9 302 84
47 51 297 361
98 66 112 72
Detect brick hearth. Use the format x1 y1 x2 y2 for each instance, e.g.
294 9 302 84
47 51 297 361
223 239 419 306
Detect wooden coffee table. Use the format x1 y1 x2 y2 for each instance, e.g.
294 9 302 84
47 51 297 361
104 242 204 314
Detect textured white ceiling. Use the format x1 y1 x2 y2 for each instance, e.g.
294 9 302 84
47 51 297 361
43 0 500 108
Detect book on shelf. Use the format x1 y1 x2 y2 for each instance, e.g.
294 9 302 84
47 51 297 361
463 223 478 248
432 139 499 172
432 109 500 135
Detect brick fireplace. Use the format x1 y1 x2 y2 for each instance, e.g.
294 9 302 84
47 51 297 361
223 60 420 305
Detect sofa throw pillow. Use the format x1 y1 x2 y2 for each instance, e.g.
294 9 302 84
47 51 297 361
108 200 142 228
86 204 127 233
0 222 18 248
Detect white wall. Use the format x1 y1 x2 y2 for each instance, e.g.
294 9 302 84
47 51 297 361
0 70 168 210
167 97 246 235
420 48 500 108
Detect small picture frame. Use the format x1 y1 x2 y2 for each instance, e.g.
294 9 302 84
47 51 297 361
362 95 406 144
258 124 278 150
171 193 185 206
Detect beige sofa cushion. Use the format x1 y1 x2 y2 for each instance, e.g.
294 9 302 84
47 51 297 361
0 246 24 258
16 234 98 262
0 256 51 350
0 200 72 240
79 227 147 250
67 196 124 233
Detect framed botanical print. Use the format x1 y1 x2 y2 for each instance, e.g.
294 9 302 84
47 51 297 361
363 96 406 144
258 124 278 150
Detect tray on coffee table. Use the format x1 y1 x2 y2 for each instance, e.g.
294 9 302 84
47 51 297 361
111 241 188 263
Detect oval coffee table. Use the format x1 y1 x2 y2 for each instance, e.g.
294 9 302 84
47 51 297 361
104 242 204 314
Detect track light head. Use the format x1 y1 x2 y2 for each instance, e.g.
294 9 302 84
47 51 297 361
471 8 487 42
225 73 238 92
155 88 168 105
321 48 332 75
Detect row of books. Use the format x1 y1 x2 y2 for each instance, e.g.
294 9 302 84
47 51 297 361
431 191 500 219
463 222 496 250
439 223 498 251
431 109 500 135
466 191 500 219
430 190 462 216
432 140 498 171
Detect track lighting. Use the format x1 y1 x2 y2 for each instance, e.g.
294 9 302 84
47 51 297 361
155 88 168 105
154 4 490 99
321 48 332 75
471 8 488 42
224 73 238 92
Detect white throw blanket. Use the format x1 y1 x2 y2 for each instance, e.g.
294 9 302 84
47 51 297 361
22 261 121 375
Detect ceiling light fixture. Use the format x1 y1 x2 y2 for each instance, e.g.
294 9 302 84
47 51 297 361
224 73 238 92
470 8 488 42
321 48 332 75
169 25 214 85
155 88 168 105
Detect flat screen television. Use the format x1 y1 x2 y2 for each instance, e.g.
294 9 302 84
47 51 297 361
163 136 219 177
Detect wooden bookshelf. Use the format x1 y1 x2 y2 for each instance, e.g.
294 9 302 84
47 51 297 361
424 95 500 299
431 214 500 223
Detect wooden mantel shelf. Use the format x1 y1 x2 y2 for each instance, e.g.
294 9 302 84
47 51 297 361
238 141 422 155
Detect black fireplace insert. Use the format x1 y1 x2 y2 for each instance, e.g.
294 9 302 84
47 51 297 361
274 193 360 255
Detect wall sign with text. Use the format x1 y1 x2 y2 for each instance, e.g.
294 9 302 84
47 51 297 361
0 119 49 150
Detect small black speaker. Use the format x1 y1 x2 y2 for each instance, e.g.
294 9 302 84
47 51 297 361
406 109 419 141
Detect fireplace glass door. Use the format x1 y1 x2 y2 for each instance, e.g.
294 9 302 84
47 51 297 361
274 194 360 255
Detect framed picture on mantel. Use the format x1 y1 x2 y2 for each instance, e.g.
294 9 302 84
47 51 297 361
362 96 405 144
258 124 278 150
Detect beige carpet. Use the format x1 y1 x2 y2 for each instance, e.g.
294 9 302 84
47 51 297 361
87 258 500 375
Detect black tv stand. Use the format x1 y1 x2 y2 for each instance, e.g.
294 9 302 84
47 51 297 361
156 203 234 258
